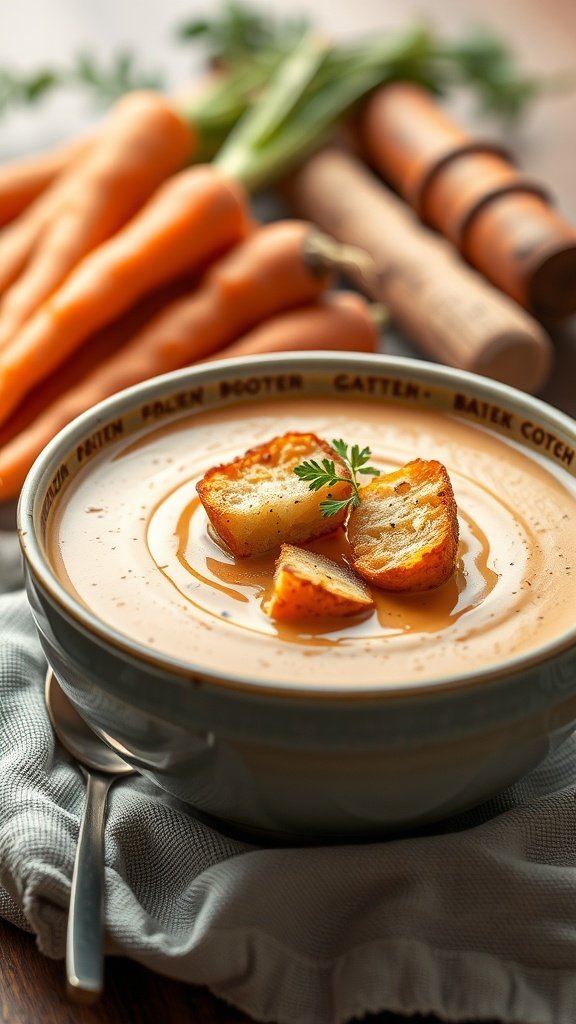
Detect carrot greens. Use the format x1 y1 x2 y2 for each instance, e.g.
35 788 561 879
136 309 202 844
210 13 547 192
0 2 548 153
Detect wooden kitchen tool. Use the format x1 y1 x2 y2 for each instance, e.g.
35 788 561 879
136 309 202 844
281 146 553 393
357 82 576 320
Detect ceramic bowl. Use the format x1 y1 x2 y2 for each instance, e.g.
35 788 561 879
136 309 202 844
18 353 576 841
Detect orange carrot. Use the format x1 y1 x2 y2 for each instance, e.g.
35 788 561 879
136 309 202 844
0 164 250 426
0 91 195 348
0 168 79 300
0 220 343 498
0 274 196 448
0 130 95 228
209 290 380 361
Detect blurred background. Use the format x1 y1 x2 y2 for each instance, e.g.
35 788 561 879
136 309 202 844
1 0 575 217
0 0 575 418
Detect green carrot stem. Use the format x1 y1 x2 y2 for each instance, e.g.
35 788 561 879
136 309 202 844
214 33 332 187
176 11 545 191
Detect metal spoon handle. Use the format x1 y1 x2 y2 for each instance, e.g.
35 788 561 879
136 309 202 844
66 770 113 1003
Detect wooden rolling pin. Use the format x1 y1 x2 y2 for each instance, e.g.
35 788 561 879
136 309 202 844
280 146 553 393
356 83 576 321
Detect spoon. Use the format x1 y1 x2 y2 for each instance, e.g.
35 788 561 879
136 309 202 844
45 669 134 1003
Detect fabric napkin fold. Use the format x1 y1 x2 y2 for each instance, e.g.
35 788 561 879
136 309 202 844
1 528 575 1024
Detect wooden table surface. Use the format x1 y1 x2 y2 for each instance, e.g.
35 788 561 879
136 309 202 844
0 0 574 1021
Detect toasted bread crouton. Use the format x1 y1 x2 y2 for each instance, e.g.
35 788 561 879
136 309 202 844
347 459 459 591
196 433 352 557
265 543 374 620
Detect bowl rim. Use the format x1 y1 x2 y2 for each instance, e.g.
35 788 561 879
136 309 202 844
17 350 576 700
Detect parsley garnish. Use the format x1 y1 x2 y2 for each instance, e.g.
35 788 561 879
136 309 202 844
294 438 380 517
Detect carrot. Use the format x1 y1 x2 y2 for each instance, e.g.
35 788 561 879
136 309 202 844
0 287 376 456
209 290 380 361
0 91 195 349
0 164 251 427
0 130 95 228
0 167 80 300
0 274 197 448
0 220 345 498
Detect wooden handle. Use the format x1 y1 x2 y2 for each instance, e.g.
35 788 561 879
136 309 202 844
280 147 553 393
356 81 472 207
464 191 576 320
356 83 576 320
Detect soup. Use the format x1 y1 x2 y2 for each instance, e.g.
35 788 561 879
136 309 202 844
46 395 575 689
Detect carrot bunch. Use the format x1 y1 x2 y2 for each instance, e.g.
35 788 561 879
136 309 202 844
0 217 378 497
0 10 550 502
0 74 381 499
4 20 439 504
13 14 538 499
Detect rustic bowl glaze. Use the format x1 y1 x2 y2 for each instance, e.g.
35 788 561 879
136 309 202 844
18 353 576 841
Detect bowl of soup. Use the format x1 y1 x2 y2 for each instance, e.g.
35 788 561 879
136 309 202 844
17 352 576 841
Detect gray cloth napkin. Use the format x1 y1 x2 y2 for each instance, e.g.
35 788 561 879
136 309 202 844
1 529 576 1024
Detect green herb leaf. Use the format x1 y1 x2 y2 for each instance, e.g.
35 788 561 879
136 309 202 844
70 50 163 104
0 2 545 144
319 497 354 518
294 437 380 518
177 1 308 63
331 438 349 460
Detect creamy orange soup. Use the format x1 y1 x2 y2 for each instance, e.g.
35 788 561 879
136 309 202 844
48 397 575 688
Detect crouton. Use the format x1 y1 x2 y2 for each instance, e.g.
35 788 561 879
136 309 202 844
347 459 459 591
196 432 352 557
265 543 374 620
